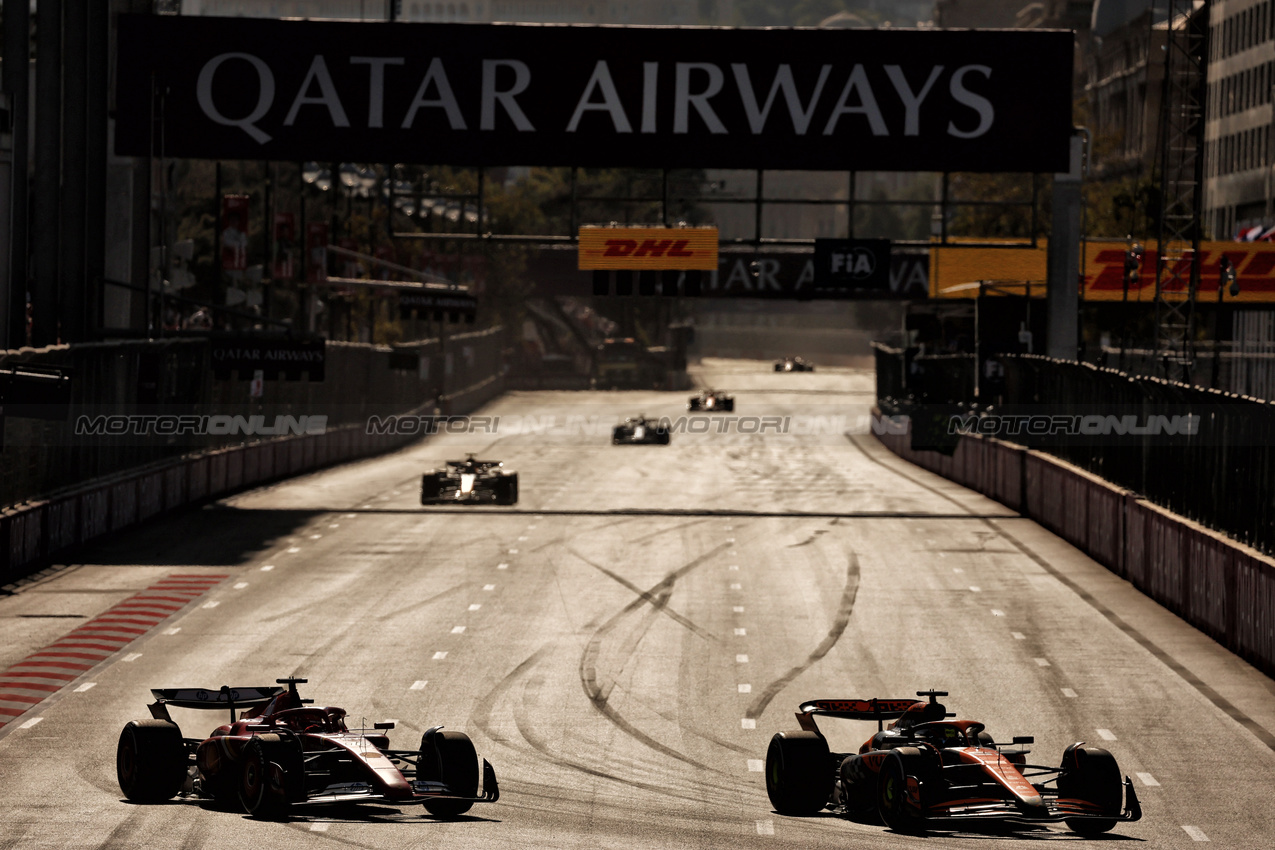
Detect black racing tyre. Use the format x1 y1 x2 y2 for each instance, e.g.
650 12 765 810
689 398 702 410
421 730 480 818
239 735 301 820
774 364 782 372
877 747 932 834
611 426 626 444
117 719 187 802
1059 745 1122 835
764 731 832 816
421 472 443 503
496 473 519 505
721 399 735 412
654 429 671 445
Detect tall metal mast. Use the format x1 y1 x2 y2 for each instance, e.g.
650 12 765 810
1152 0 1210 382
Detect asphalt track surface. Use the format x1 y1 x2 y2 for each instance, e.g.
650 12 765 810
2 358 1274 849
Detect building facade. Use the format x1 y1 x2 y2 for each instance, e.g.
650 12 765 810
1204 0 1275 238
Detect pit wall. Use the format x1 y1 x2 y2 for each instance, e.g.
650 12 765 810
0 332 506 587
874 428 1275 679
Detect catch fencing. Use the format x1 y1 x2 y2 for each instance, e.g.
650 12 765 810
0 327 506 584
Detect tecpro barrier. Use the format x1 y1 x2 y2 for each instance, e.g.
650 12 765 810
875 423 1275 679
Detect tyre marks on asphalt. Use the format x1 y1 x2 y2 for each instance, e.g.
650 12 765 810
0 573 227 728
743 552 860 722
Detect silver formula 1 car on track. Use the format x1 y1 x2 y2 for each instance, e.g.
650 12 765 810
766 691 1141 835
774 356 815 372
116 678 498 820
688 389 734 412
611 415 671 445
421 454 518 505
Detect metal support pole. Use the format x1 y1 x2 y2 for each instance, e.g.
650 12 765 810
60 0 88 342
31 0 62 346
754 169 764 247
84 0 109 340
3 0 31 348
847 171 856 238
1046 133 1084 361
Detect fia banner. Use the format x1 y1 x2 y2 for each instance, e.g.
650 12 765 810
812 238 891 293
116 16 1073 173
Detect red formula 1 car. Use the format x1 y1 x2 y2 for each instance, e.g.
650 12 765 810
765 691 1141 835
116 678 498 819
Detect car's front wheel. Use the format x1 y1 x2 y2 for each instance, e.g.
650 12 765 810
421 730 480 818
877 747 931 834
239 735 301 820
1059 744 1123 834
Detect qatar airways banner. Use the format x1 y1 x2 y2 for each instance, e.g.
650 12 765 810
115 16 1073 173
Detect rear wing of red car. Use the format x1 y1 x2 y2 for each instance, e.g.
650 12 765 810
147 686 285 724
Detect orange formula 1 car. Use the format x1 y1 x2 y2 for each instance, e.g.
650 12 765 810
765 690 1141 835
116 678 498 819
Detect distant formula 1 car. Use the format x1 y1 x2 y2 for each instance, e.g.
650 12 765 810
116 678 498 820
688 389 735 412
775 356 815 372
611 415 671 445
421 454 518 505
765 691 1141 835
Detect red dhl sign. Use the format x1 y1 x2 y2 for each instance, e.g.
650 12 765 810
931 239 1275 302
578 226 718 271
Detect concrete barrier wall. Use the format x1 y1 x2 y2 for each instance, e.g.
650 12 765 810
0 381 506 587
876 425 1275 678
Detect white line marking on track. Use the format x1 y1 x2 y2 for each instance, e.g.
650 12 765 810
344 514 356 518
508 549 519 554
432 652 448 660
727 538 736 543
468 604 482 611
1034 657 1050 667
734 628 747 636
741 719 756 729
202 601 219 609
124 653 142 662
1011 632 1026 640
736 655 749 663
730 583 742 590
329 524 339 529
410 681 428 690
260 565 274 571
1061 688 1077 698
450 626 466 634
483 584 495 591
953 567 964 573
310 823 329 833
497 563 509 570
756 820 774 835
309 534 322 540
234 582 248 590
1097 729 1117 741
1137 772 1160 786
164 628 181 636
18 718 42 730
1181 826 1209 842
991 609 1005 617
287 547 301 553
738 684 752 693
518 536 528 541
74 683 96 693
746 759 764 772
733 606 745 613
527 525 536 530
969 586 982 592
729 565 739 571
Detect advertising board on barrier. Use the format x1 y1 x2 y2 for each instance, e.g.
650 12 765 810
115 16 1073 172
210 337 326 380
930 240 1275 303
578 227 718 271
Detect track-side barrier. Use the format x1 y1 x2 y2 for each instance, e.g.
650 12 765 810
875 423 1275 678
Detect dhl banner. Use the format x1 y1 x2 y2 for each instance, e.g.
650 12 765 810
578 226 718 271
931 239 1275 302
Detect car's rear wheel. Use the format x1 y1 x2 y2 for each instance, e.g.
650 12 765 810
764 731 831 815
877 747 931 834
496 473 519 505
1059 744 1122 834
421 730 480 817
421 472 443 503
117 719 187 802
240 735 301 820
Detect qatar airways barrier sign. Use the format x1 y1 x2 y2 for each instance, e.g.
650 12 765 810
115 16 1073 172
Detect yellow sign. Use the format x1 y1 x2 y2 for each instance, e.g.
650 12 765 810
578 226 718 271
931 239 1275 303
